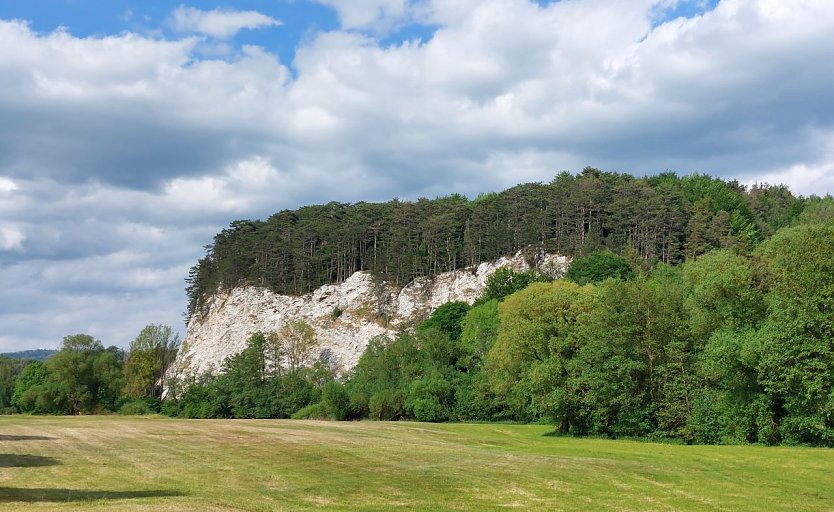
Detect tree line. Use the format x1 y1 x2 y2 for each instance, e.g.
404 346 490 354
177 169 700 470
165 199 834 446
320 203 834 446
186 170 804 321
6 172 833 447
5 325 180 415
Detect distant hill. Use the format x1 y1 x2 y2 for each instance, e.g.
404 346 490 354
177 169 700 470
1 349 57 361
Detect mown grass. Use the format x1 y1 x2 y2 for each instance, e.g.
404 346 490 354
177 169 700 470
0 416 832 511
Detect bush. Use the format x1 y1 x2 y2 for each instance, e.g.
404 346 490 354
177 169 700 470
321 381 350 420
291 402 327 420
160 399 181 417
118 399 153 416
369 389 405 420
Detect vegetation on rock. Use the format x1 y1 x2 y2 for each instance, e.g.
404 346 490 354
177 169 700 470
186 170 802 321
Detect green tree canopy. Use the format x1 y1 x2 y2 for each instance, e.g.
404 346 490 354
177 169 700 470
565 251 634 285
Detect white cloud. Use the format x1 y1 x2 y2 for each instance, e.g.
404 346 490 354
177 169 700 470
0 225 24 250
2 0 834 351
168 6 282 39
313 0 412 33
0 176 17 194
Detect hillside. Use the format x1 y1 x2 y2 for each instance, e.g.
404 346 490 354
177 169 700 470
173 251 568 382
1 349 57 361
186 170 804 321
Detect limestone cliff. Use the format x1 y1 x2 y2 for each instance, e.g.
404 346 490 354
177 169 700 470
170 251 569 383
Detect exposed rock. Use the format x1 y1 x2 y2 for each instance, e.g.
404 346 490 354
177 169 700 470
170 251 569 384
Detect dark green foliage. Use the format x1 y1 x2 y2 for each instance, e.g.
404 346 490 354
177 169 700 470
476 267 544 304
0 356 28 410
346 322 472 422
565 251 634 285
13 335 125 415
418 301 471 342
118 399 154 415
320 380 350 420
186 171 800 321
1 350 57 361
165 332 326 420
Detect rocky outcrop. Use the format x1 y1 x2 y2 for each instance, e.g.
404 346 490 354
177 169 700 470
170 251 569 383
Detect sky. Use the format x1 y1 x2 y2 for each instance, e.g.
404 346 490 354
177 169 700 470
1 0 833 352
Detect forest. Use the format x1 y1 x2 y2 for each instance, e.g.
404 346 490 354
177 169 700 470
186 169 803 321
168 205 834 446
5 170 834 447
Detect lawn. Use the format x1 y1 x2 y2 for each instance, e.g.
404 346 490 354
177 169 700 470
0 416 831 511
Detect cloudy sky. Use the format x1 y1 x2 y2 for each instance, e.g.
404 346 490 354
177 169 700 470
1 0 833 352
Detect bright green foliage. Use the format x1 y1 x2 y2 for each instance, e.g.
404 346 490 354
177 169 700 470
486 281 593 422
11 360 49 413
346 334 420 420
458 299 499 370
753 221 834 445
346 311 496 422
564 251 634 285
683 250 765 339
571 269 692 437
695 328 767 444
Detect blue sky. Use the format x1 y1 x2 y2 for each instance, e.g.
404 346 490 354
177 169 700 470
0 1 718 70
0 1 340 72
0 0 832 352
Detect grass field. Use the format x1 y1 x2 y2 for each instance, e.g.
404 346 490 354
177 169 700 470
0 416 832 511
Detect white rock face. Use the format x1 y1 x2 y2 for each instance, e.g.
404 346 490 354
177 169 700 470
171 251 569 384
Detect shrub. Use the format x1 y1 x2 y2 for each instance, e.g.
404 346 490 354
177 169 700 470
118 399 153 416
291 402 327 420
321 381 350 420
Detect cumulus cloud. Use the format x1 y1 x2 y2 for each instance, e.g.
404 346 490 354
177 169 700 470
1 0 834 350
313 0 412 33
168 6 282 39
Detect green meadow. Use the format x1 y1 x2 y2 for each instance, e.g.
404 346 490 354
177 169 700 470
0 416 832 511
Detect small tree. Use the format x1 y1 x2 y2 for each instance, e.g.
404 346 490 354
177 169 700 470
477 267 544 305
124 324 180 399
279 321 319 373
